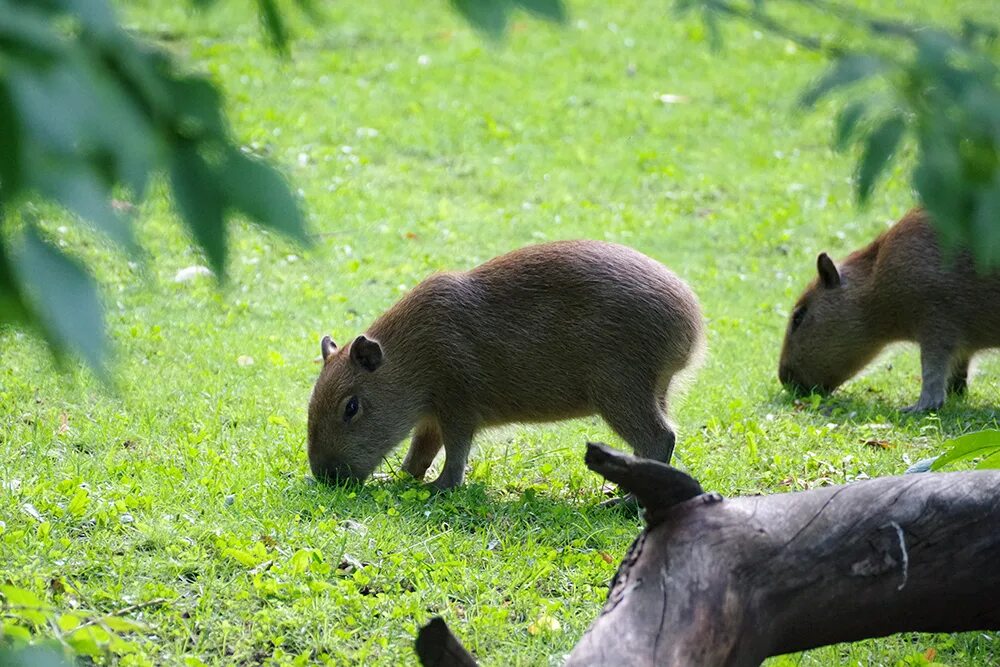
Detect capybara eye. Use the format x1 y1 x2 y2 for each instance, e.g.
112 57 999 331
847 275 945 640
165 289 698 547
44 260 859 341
791 306 806 331
344 396 359 422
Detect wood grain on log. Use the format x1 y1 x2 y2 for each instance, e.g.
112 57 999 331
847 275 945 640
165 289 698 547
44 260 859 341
415 444 1000 667
567 443 1000 666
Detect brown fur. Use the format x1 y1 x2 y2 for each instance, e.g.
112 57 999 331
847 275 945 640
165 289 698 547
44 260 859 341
778 208 1000 411
308 240 705 488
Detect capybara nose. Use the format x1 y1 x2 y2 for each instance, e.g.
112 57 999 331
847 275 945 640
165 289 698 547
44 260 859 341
779 365 811 396
309 458 363 486
778 363 794 388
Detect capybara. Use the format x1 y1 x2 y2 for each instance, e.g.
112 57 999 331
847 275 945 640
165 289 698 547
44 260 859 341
779 208 1000 411
308 240 705 489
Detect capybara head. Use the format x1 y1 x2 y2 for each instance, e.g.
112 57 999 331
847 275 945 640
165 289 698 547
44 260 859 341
778 252 880 396
307 334 411 484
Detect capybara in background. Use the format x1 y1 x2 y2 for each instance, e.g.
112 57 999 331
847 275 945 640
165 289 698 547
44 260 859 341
779 208 1000 411
308 240 705 489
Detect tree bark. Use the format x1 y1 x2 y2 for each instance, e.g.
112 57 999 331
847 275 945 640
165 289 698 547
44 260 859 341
567 443 1000 666
416 443 1000 667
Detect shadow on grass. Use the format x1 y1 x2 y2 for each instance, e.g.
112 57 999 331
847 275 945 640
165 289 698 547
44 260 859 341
768 387 1000 434
295 472 642 544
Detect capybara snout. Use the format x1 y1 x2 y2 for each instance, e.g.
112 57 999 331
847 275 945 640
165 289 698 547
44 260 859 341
308 457 364 486
308 334 409 485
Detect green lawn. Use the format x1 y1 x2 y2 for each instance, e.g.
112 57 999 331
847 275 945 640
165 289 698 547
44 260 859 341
2 0 999 664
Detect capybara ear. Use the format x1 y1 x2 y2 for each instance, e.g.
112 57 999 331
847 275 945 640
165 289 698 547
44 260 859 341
321 335 337 361
817 253 841 289
350 335 383 372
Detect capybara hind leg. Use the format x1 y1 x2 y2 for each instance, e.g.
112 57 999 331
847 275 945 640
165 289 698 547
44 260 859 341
601 398 676 464
402 418 443 480
948 354 971 396
430 422 475 491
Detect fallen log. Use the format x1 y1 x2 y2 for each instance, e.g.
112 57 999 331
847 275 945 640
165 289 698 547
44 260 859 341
416 443 1000 667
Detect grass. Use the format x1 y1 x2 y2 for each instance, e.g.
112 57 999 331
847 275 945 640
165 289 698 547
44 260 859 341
2 0 999 664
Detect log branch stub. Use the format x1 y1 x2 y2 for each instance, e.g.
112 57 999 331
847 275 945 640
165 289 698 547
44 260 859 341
415 617 478 667
584 442 707 523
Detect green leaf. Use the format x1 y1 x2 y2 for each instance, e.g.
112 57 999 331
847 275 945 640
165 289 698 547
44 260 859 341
0 240 30 325
289 548 322 574
292 0 324 22
69 624 110 645
108 42 174 123
930 429 1000 470
169 76 227 140
0 585 49 609
56 0 119 40
451 0 509 39
975 449 1000 469
169 142 226 275
800 54 885 108
9 56 157 198
222 547 263 567
17 609 47 626
6 64 87 157
0 622 32 643
0 9 64 64
56 613 81 632
66 488 90 517
834 100 867 151
255 0 289 55
102 616 147 633
0 645 68 667
28 161 138 252
673 0 697 15
914 124 967 249
0 79 23 201
960 18 1000 47
107 634 139 656
11 225 108 376
702 6 722 51
514 0 566 23
972 173 1000 270
857 114 906 204
66 631 103 657
218 148 308 243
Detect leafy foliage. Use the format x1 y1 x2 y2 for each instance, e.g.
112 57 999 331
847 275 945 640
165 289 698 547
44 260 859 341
679 0 1000 269
0 0 567 377
0 582 157 663
0 0 308 375
0 645 67 667
930 430 1000 470
451 0 567 39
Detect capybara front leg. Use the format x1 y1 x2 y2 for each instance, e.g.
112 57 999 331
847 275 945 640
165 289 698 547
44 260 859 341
402 418 443 480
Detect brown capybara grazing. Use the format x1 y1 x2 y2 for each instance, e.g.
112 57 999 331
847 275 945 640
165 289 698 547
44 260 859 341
778 208 1000 411
308 240 705 489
